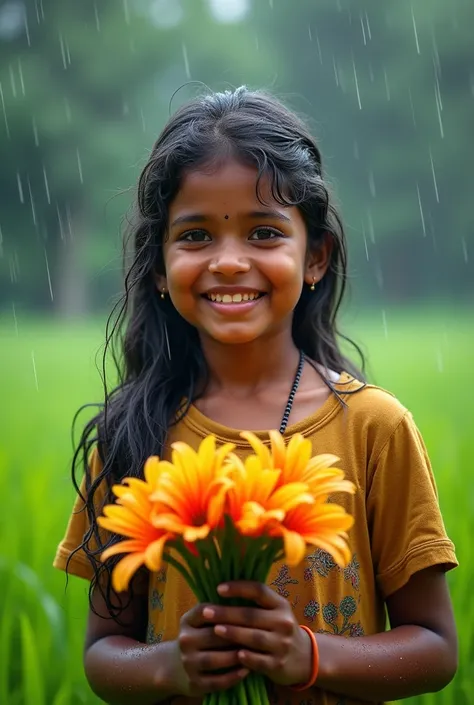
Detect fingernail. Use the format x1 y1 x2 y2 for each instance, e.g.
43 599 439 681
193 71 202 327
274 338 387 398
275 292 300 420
217 584 229 594
215 625 227 635
202 607 215 619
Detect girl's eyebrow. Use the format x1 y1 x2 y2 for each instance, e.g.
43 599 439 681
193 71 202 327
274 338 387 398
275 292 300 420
170 209 292 228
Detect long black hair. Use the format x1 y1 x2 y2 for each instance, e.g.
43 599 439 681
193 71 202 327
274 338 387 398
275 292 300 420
68 86 365 617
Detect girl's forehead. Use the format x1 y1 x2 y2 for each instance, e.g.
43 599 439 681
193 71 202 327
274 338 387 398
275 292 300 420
170 159 283 215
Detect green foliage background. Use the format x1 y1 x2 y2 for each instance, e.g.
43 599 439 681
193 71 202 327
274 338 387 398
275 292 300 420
0 1 472 703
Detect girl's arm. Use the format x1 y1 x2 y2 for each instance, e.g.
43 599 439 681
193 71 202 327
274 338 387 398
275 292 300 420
83 579 182 705
314 566 458 701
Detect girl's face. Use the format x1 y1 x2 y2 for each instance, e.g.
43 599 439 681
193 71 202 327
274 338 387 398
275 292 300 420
160 158 329 347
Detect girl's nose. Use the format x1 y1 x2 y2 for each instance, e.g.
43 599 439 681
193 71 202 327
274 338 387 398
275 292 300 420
208 241 251 276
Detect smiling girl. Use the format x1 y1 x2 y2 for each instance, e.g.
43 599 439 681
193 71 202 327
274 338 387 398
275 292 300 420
54 87 458 705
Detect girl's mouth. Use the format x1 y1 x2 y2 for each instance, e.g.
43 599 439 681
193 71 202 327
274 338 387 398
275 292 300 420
205 291 265 304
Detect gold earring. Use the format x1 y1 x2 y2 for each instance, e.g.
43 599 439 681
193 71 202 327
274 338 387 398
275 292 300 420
160 288 166 299
310 278 316 291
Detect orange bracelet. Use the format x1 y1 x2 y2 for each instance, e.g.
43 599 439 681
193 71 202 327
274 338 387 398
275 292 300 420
290 625 319 691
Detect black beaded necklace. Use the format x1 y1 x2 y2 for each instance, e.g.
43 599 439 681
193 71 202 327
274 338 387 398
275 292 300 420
279 349 305 434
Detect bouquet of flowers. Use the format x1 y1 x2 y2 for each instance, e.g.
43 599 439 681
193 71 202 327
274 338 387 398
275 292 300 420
98 431 355 705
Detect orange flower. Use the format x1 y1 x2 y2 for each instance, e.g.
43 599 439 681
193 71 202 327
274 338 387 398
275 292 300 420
241 431 355 497
225 451 315 537
98 459 171 592
271 501 354 567
150 435 235 542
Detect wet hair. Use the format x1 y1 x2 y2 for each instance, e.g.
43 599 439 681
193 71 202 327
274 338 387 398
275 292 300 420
68 86 365 619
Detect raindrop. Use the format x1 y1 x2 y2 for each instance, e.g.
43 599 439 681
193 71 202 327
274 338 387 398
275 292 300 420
94 1 100 31
43 165 51 204
16 172 24 203
32 115 39 146
367 208 375 243
39 0 45 20
333 56 339 88
31 351 39 391
360 13 367 46
351 54 362 109
44 248 53 301
429 148 439 203
66 205 73 239
434 80 444 138
9 65 17 98
308 25 312 41
364 11 372 40
57 204 65 241
368 63 374 83
76 148 83 184
368 170 376 197
268 0 273 7
23 5 30 46
9 254 18 283
34 0 40 23
182 43 191 79
59 32 68 69
436 349 444 373
381 310 388 339
0 83 10 138
461 237 468 263
12 302 18 336
410 5 420 55
362 227 369 261
431 28 441 75
255 34 259 51
18 59 25 95
27 175 36 225
65 37 71 66
0 223 3 257
383 68 390 101
315 33 323 64
140 108 146 133
353 140 360 160
123 0 130 24
416 183 426 237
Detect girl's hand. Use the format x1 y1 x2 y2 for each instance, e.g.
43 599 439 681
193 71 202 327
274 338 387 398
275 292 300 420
173 602 249 698
202 581 313 688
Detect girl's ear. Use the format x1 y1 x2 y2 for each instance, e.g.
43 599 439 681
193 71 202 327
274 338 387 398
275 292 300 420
304 234 333 287
154 272 168 295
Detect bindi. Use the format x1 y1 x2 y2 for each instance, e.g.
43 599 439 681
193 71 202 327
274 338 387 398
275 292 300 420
224 214 229 220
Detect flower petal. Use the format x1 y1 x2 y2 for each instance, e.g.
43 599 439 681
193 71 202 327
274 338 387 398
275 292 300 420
111 553 147 593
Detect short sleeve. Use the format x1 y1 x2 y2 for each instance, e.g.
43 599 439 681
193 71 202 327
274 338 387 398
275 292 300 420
53 447 109 581
367 412 458 598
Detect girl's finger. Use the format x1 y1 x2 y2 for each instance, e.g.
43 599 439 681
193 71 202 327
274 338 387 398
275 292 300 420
214 624 275 652
198 667 249 693
237 649 274 676
197 649 241 672
217 581 280 609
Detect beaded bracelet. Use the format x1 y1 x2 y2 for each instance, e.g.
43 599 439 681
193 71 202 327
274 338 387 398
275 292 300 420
290 625 319 691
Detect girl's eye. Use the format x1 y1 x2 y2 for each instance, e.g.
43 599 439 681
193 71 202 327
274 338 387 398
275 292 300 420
249 227 283 241
180 230 211 243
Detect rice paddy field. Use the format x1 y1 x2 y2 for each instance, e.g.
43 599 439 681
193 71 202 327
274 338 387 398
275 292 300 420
0 308 472 705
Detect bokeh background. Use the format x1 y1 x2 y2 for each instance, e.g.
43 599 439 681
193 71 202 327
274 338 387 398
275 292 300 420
0 1 472 703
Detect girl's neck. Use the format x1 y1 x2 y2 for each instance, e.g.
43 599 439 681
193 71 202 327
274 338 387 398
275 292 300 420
200 332 301 397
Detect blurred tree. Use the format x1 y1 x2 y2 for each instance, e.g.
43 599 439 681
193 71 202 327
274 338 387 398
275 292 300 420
0 0 275 314
252 0 474 303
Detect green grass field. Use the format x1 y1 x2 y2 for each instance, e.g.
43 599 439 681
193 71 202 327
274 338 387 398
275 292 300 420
0 309 472 704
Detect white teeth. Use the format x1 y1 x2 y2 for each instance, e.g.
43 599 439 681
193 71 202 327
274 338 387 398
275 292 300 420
208 292 261 303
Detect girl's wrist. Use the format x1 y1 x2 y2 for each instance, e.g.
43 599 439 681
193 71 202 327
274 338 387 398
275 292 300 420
290 625 319 691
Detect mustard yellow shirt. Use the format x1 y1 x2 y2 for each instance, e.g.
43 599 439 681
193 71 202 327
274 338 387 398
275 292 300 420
54 374 457 705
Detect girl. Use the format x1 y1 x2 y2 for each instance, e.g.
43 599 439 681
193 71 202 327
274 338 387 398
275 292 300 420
54 87 458 705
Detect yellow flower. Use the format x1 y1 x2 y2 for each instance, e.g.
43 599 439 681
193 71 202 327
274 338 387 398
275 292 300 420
226 452 314 536
98 460 171 592
149 435 235 542
241 430 355 497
